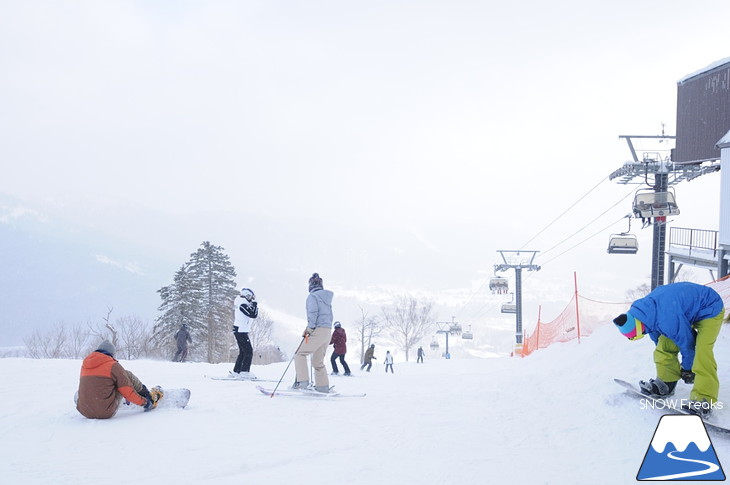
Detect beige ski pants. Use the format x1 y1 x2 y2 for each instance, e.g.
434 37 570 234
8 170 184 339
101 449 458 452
294 327 332 387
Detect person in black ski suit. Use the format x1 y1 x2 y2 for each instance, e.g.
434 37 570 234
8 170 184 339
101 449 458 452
417 346 425 363
231 288 258 378
173 324 192 362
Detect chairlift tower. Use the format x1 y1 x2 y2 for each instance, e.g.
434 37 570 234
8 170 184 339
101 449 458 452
435 316 460 359
494 250 541 354
609 133 718 289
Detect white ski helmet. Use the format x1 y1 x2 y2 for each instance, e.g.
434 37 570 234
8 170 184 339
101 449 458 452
240 288 255 301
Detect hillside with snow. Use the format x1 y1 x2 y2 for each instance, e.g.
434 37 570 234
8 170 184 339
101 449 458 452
2 323 730 485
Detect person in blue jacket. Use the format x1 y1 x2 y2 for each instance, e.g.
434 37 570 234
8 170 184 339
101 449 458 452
613 282 725 415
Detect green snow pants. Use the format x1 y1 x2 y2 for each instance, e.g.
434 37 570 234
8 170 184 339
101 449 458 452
654 309 725 403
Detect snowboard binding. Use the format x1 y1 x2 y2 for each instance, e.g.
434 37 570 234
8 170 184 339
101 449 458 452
149 386 164 409
638 378 676 397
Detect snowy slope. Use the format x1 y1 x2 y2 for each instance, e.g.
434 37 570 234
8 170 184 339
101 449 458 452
2 325 730 485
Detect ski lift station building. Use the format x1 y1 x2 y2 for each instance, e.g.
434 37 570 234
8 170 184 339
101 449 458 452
672 57 730 278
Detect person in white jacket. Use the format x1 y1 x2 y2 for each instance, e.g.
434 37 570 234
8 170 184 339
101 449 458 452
384 350 394 374
231 288 258 379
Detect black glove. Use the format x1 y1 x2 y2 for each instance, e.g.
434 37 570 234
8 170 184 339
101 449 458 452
143 397 155 412
681 369 695 384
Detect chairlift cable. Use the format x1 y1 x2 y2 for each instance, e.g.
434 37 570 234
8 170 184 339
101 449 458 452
538 214 631 267
535 187 635 261
519 173 611 250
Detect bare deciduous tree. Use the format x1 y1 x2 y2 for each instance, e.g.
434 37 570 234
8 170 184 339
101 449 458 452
381 296 436 361
24 324 69 359
249 309 274 355
87 307 117 348
116 315 151 360
68 323 92 359
625 283 651 302
353 307 382 363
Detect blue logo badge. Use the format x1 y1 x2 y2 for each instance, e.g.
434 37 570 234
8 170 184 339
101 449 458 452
637 414 725 481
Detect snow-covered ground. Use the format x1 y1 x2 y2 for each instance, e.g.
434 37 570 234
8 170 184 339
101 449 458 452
2 324 730 485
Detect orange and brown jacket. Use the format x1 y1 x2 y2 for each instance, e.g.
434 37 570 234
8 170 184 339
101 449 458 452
76 351 146 419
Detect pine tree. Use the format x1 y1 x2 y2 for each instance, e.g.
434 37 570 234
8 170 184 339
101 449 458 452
153 241 238 363
152 264 203 359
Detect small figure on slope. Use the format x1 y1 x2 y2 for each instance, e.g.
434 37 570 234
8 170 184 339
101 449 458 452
417 346 425 363
613 281 725 417
361 344 377 372
173 323 192 362
384 350 394 373
294 273 334 392
76 340 159 419
330 321 351 376
231 287 258 379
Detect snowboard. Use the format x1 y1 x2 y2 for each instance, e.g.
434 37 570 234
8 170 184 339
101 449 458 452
74 387 191 410
256 385 366 398
614 378 730 435
152 387 191 409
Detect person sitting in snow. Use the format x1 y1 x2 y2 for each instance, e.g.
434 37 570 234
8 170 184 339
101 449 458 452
613 282 725 416
76 340 159 419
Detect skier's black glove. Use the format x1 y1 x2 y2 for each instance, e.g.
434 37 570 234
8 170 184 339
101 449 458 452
681 369 695 384
143 397 155 412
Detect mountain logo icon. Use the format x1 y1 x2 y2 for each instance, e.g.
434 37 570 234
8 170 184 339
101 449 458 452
637 414 725 481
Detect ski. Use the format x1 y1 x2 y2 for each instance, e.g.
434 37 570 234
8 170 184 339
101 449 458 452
256 385 366 398
614 378 730 435
208 376 278 383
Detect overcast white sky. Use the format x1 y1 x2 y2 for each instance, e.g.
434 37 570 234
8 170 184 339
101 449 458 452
1 1 729 348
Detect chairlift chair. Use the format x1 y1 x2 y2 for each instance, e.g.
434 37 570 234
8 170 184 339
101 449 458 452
461 325 473 340
501 293 516 314
430 339 439 351
501 302 517 314
449 323 462 336
607 233 638 254
632 188 680 219
488 276 509 294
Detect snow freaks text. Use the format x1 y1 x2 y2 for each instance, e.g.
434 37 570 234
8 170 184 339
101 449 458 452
639 399 724 412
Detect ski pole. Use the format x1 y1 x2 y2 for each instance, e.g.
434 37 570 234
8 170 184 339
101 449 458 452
270 336 306 397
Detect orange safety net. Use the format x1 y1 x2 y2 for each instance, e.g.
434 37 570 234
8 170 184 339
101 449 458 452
521 276 730 357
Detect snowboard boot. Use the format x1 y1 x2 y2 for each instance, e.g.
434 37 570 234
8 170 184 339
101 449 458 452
682 399 713 419
639 378 677 397
149 386 164 409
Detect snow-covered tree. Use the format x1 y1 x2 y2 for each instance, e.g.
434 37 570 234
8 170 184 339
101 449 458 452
153 241 238 363
381 296 436 361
